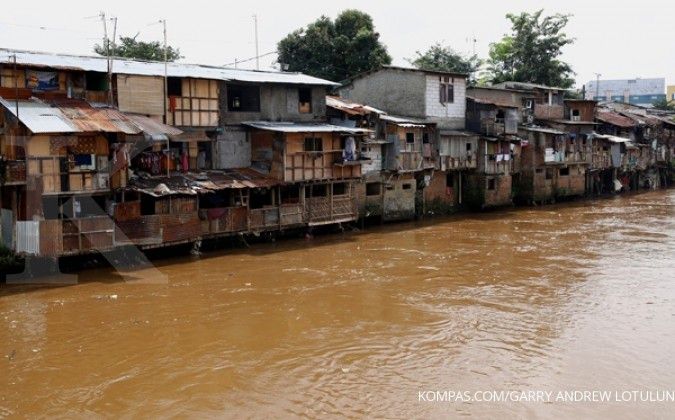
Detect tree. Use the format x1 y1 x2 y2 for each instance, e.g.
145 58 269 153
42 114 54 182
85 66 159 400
94 35 182 62
277 10 391 82
487 10 575 88
408 43 481 75
652 97 675 111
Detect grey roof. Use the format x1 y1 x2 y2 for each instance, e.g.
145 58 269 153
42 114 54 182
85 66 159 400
493 81 569 92
0 97 179 136
0 97 75 133
0 48 338 86
379 114 432 126
242 121 372 134
522 126 566 135
593 134 631 143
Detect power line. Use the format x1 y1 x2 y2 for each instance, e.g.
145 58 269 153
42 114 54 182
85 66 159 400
223 51 276 67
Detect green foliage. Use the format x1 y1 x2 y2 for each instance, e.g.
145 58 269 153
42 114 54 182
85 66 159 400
487 10 575 88
94 35 182 62
408 43 481 76
277 9 391 82
652 97 675 111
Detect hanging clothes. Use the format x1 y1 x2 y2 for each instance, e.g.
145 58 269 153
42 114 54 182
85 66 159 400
343 136 356 161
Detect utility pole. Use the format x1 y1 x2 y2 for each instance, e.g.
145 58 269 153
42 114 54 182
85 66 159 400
100 12 111 105
159 19 170 178
253 14 259 70
11 54 19 118
108 16 117 106
594 73 601 101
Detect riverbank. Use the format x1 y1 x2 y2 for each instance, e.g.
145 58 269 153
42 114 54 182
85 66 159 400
2 187 672 281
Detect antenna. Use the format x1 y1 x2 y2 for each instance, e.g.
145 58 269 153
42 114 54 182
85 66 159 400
253 14 260 70
99 11 116 106
108 16 118 106
159 19 170 178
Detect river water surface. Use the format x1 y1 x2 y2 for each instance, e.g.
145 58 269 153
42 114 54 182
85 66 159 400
1 191 674 418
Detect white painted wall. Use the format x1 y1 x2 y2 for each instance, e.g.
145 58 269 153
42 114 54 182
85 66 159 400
425 75 466 119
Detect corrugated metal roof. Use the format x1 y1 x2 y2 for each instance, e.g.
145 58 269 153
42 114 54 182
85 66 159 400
185 168 279 190
0 49 338 86
594 134 631 143
595 111 635 128
0 97 75 133
0 97 184 136
127 175 201 197
467 96 519 108
522 126 566 135
380 114 432 127
125 114 183 141
326 96 386 116
242 121 372 134
57 103 140 134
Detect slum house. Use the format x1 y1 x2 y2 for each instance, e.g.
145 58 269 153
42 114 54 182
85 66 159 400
466 86 535 123
243 121 371 228
594 108 658 191
516 126 589 204
492 81 568 123
538 99 599 194
465 97 521 208
326 96 439 221
337 66 474 216
0 95 177 257
0 48 343 247
325 96 391 220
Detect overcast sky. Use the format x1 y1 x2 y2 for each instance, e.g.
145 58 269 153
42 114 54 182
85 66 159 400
1 0 673 89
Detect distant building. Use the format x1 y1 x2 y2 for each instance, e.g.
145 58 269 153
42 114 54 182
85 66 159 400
584 78 665 107
667 85 675 102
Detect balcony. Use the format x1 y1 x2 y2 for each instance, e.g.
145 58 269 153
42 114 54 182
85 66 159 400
440 153 477 171
285 151 363 182
306 195 356 226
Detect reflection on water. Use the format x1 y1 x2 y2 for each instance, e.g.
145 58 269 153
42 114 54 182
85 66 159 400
1 191 674 418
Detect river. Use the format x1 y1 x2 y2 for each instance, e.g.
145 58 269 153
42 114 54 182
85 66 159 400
1 190 674 418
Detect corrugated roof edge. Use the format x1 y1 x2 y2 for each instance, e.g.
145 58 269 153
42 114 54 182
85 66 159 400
339 65 468 87
0 47 339 86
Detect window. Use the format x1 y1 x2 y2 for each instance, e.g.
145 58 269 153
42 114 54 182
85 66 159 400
487 178 496 190
525 99 534 109
85 71 107 91
545 168 554 180
559 167 569 176
332 182 347 196
167 77 182 96
298 88 312 113
406 133 415 144
571 109 580 121
280 185 300 204
495 110 505 123
422 132 430 144
366 182 381 196
446 173 454 188
466 142 472 152
304 137 323 152
227 84 260 112
402 183 412 190
439 76 454 104
305 184 327 197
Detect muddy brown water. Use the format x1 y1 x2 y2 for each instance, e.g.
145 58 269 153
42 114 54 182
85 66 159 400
1 191 674 418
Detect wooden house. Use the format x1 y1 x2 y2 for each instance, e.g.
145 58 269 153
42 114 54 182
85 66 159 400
516 126 589 204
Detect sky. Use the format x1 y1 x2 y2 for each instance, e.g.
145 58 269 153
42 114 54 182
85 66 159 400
1 0 673 89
